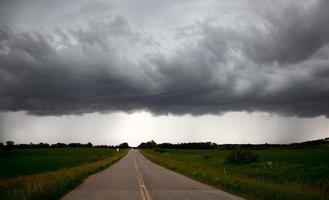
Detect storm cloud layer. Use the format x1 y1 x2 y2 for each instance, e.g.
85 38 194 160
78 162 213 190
1 0 329 117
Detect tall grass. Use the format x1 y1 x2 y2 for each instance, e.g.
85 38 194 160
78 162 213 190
141 149 328 200
0 150 127 200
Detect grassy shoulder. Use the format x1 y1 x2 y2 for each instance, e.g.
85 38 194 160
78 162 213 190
141 148 329 200
0 149 128 200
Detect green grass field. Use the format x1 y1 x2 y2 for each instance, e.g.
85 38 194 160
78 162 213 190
141 148 329 200
0 148 117 179
0 148 127 200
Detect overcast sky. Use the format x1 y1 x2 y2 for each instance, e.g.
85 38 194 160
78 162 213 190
1 0 329 146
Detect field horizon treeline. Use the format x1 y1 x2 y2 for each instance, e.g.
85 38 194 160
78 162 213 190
1 137 328 151
0 141 130 158
0 141 130 149
138 137 329 149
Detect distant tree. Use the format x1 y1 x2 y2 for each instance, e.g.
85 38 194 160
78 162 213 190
51 143 67 148
118 142 129 149
36 142 50 148
6 141 14 147
68 143 81 147
94 145 114 148
86 142 93 148
157 142 216 149
138 140 157 149
16 144 31 149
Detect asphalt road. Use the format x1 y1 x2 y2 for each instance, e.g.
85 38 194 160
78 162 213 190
63 149 244 200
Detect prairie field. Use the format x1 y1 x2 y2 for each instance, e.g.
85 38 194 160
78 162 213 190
0 148 117 179
142 148 329 200
0 148 127 200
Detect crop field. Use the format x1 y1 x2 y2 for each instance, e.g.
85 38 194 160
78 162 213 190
0 148 127 200
0 148 117 179
142 148 329 200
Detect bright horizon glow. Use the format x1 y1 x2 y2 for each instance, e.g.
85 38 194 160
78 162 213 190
1 111 328 147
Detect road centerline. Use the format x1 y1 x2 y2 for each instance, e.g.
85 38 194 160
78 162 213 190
134 151 152 200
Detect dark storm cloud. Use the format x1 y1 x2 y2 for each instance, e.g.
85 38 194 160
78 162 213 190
245 0 329 64
0 0 329 117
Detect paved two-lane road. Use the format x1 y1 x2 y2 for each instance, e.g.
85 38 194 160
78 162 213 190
63 150 243 200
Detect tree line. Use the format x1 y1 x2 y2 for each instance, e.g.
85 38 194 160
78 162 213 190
138 138 329 150
138 140 217 149
0 141 129 153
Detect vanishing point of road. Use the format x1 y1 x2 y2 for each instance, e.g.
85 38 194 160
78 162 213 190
63 149 244 200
